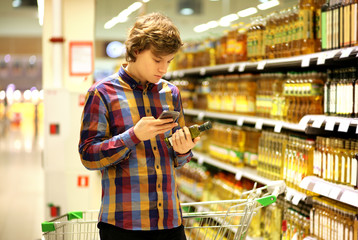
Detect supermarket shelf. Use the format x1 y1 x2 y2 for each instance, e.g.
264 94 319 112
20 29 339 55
184 108 306 132
184 109 358 135
165 47 358 79
193 151 272 185
300 176 358 208
192 151 307 205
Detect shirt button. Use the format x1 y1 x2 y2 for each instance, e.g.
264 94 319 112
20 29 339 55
156 165 159 169
153 147 156 150
159 203 162 207
143 92 146 95
158 184 161 188
147 109 150 113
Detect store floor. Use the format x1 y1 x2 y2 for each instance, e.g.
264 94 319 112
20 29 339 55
0 121 44 240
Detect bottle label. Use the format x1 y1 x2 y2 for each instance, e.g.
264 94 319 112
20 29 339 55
341 156 346 184
346 156 351 185
322 153 327 179
334 155 339 182
351 158 357 187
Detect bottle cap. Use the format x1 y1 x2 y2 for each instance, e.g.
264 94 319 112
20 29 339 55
200 121 212 131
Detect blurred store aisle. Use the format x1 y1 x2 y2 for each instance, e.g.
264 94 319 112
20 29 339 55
0 104 44 240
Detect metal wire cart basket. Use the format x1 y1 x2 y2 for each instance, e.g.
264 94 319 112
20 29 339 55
41 180 286 240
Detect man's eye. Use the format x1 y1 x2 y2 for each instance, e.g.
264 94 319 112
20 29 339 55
154 59 160 63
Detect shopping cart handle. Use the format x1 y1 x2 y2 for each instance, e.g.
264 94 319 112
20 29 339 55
266 180 286 196
256 195 277 207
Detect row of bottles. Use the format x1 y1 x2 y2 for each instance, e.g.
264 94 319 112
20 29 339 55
258 131 315 191
208 122 261 168
324 67 358 117
175 66 358 122
310 197 358 240
281 201 311 240
313 136 358 187
176 161 209 201
321 0 358 51
284 71 325 123
171 0 330 70
174 71 326 123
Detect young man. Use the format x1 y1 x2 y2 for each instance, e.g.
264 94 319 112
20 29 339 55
78 12 199 240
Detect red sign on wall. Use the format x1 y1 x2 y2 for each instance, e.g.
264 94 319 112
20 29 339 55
77 175 89 187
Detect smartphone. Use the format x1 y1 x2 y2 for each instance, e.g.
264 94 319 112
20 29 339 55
158 110 180 122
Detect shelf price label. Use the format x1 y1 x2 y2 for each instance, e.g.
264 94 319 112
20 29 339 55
257 61 266 70
197 156 205 165
237 117 244 126
178 71 184 78
324 117 337 131
239 63 246 72
317 52 327 65
200 68 206 76
328 186 342 200
338 119 351 132
235 171 242 181
255 119 263 130
327 49 340 59
197 112 205 121
228 64 236 72
298 115 311 130
311 116 325 129
301 56 310 67
274 122 283 133
340 47 354 58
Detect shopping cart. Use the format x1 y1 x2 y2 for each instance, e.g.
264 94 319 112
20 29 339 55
41 180 286 240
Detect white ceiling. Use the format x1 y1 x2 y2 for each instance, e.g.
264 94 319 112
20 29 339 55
0 0 297 42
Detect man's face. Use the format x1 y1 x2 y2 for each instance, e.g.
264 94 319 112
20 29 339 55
132 49 175 84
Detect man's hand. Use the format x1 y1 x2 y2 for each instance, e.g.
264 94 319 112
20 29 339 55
134 116 177 141
172 126 200 154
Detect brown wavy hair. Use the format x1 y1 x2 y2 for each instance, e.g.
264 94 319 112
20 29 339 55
125 12 183 62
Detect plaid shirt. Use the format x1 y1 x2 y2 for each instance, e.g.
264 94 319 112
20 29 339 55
79 65 192 230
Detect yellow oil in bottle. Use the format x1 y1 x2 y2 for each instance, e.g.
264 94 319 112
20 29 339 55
299 0 316 54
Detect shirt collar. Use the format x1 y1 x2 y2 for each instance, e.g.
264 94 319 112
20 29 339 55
118 64 157 91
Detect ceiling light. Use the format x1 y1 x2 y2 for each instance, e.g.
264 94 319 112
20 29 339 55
180 8 194 15
37 0 44 26
257 0 279 10
104 1 143 29
194 24 209 33
219 14 238 27
142 0 150 2
12 0 21 8
220 14 239 22
207 21 218 28
128 2 143 12
237 7 258 17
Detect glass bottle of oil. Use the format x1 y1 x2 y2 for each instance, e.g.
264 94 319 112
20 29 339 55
334 139 343 184
344 140 351 186
236 25 247 62
265 13 276 59
307 71 324 115
327 138 334 182
226 24 238 63
314 0 326 52
350 140 358 188
299 0 316 54
291 5 301 55
322 137 329 181
340 139 348 185
321 2 329 51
